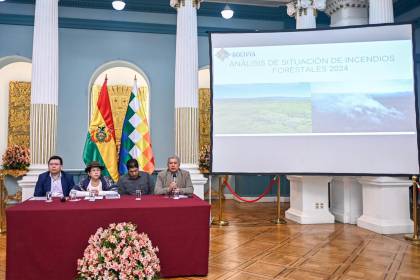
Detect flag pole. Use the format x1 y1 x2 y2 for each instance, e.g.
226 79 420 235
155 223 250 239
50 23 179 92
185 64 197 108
405 175 420 245
272 175 287 224
211 175 229 226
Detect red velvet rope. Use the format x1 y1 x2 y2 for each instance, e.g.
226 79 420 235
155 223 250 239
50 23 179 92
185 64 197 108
222 176 279 203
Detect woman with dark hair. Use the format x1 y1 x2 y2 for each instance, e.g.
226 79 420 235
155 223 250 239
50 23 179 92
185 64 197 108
72 161 117 195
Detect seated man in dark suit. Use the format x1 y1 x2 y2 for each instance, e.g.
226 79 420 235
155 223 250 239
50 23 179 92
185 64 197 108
117 159 153 195
34 155 75 197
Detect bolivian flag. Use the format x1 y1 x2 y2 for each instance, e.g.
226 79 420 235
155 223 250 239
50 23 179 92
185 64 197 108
83 77 119 182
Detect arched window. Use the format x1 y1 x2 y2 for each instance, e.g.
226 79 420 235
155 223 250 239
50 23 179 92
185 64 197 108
88 61 151 151
0 56 32 164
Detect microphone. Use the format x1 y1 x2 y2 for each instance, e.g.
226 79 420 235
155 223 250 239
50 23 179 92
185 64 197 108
172 173 177 183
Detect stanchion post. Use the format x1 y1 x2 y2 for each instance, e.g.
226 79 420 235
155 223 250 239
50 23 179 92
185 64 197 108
211 175 229 226
0 173 6 233
272 175 287 224
405 175 420 244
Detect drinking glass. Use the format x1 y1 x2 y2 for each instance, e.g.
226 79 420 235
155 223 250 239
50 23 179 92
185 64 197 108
46 191 52 202
135 189 142 201
70 190 77 201
173 188 180 200
88 190 96 202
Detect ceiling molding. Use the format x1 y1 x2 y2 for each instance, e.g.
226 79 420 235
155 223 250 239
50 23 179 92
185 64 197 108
5 0 288 21
0 13 257 36
204 0 290 8
4 0 420 21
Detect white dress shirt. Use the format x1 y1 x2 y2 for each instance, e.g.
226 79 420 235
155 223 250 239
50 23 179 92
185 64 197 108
50 172 63 197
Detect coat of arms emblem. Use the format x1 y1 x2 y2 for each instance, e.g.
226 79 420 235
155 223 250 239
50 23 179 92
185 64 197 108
90 126 112 143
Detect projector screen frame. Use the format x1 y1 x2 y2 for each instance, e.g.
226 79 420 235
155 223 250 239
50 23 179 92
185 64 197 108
208 22 420 177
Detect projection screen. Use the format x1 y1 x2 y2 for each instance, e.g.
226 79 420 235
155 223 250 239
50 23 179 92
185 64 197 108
210 24 419 175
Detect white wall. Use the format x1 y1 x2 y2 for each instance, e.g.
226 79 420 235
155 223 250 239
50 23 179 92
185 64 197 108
93 66 148 87
0 62 32 165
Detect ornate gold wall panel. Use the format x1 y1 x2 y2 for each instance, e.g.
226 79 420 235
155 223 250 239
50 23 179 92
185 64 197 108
90 85 149 151
198 88 210 150
8 81 31 147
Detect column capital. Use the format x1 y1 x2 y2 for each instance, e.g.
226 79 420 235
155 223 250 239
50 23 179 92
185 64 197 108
325 0 368 16
287 0 326 17
170 0 202 9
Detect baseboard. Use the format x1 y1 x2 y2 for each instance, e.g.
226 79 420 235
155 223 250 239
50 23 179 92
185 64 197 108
330 208 348 224
286 208 335 224
357 215 414 234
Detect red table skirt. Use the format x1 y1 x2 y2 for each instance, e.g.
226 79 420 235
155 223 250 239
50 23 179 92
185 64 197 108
6 195 210 279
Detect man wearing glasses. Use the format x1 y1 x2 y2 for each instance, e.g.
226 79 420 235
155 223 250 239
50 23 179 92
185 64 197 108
33 155 75 197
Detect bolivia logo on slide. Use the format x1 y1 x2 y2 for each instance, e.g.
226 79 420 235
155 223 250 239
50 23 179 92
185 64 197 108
90 126 112 143
216 48 230 61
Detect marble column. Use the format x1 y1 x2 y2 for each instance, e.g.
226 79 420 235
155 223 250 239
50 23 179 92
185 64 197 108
171 0 207 199
369 0 394 24
19 0 59 200
296 7 317 29
325 0 368 26
285 1 335 224
354 0 413 235
287 0 326 29
324 0 367 224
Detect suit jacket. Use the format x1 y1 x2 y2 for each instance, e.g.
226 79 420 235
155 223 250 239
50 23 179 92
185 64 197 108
34 171 75 197
154 169 193 195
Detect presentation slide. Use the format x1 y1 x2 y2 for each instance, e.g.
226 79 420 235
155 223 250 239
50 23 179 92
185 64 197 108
210 24 419 175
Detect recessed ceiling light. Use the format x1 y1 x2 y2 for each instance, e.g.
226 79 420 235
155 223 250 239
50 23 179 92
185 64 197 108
112 0 126 11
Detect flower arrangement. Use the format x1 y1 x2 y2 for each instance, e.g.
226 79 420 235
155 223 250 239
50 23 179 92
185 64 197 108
199 144 210 172
2 145 30 170
76 222 160 280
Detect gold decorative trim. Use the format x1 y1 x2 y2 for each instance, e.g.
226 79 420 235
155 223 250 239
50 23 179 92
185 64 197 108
198 88 210 150
0 169 26 233
171 0 201 8
8 81 31 147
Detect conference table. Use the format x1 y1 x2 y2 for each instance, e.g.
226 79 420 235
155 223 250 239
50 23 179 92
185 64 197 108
6 195 210 280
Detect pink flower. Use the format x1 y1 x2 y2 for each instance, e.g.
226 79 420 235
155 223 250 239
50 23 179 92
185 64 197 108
76 222 160 279
2 145 30 170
